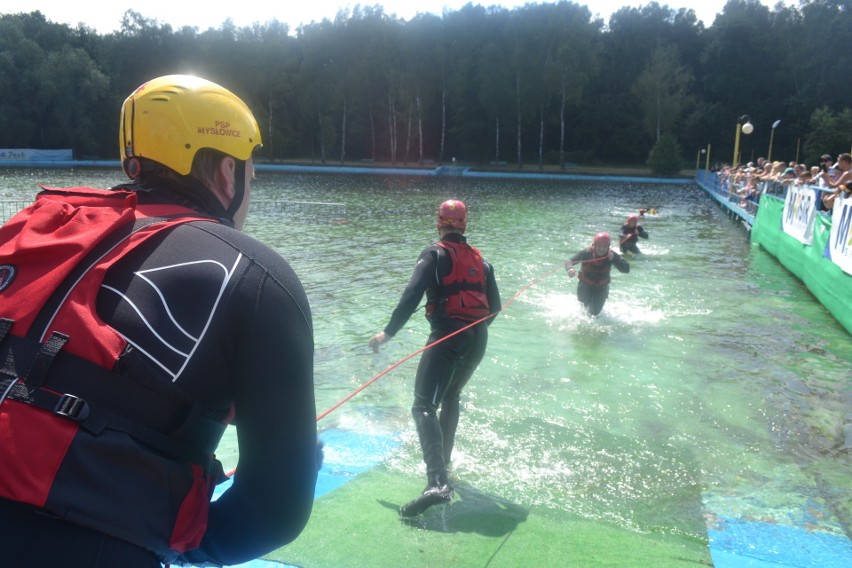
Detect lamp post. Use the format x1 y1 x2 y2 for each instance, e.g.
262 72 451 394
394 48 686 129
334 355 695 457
704 143 711 171
696 147 706 170
732 115 753 168
767 119 780 162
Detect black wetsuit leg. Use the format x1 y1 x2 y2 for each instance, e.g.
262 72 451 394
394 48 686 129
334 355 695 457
438 324 488 466
577 281 609 316
620 242 640 254
411 323 488 480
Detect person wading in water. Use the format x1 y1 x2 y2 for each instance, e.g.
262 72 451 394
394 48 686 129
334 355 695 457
369 199 501 517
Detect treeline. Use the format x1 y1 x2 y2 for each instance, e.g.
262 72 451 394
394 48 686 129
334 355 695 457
1 1 851 170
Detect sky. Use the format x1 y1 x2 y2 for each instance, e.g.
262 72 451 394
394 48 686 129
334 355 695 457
4 1 792 34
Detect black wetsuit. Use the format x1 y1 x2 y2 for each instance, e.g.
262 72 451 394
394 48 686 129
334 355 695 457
619 223 649 254
0 191 317 567
382 233 501 483
570 248 629 316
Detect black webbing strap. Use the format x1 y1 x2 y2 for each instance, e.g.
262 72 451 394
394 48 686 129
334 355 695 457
20 331 68 391
0 334 226 470
0 377 218 470
439 281 487 296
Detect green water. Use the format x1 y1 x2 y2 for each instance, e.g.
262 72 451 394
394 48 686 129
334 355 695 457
2 168 850 545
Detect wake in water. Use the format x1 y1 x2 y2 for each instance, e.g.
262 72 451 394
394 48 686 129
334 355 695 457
620 243 670 257
531 291 665 333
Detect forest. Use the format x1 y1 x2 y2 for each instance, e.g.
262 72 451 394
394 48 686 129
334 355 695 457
1 0 851 171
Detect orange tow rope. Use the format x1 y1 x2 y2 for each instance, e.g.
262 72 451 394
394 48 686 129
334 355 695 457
315 261 570 422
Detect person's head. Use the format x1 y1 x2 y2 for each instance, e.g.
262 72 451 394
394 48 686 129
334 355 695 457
592 232 610 255
119 75 262 229
437 199 467 234
838 153 852 171
627 213 639 227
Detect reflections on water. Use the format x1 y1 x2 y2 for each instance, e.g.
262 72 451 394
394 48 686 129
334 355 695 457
2 169 850 541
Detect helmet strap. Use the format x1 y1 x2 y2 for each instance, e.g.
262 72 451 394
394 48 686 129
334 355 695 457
225 160 246 222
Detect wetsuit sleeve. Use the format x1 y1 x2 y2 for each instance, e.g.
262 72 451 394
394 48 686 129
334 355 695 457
638 226 649 239
484 262 501 325
383 247 437 337
177 262 317 566
611 252 630 273
569 250 588 264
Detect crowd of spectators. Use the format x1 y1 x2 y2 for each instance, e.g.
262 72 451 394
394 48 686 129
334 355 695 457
713 152 852 214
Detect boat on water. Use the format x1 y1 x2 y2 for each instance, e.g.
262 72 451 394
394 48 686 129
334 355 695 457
695 169 852 335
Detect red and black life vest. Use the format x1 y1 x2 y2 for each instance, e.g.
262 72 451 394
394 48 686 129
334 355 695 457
426 240 489 322
0 187 228 563
578 249 612 286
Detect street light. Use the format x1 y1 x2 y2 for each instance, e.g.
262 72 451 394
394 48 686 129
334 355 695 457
696 147 706 170
732 115 753 168
767 119 781 162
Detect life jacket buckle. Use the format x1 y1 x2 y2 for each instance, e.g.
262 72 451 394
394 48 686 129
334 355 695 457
54 393 90 422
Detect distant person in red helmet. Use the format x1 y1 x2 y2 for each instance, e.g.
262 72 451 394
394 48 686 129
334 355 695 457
566 232 630 316
619 212 649 254
369 199 501 517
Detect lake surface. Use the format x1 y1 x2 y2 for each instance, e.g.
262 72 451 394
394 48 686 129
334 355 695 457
2 167 850 563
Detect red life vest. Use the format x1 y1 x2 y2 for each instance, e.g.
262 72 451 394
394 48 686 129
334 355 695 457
578 248 612 286
426 240 489 322
0 187 227 562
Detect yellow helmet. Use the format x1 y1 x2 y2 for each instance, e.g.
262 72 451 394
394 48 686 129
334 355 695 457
120 75 261 177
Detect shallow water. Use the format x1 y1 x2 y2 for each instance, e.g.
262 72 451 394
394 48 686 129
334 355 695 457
2 168 850 546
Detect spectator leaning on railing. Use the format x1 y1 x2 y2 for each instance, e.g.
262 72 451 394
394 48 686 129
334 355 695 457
812 153 850 187
813 153 852 210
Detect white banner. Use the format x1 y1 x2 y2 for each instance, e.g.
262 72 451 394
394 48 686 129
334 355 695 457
0 148 73 161
782 184 817 245
829 194 852 275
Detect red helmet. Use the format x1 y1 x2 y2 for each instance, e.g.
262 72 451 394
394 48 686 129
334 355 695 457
627 214 639 223
437 199 468 230
593 232 611 246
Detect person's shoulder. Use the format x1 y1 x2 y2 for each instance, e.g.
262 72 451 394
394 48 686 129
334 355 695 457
422 242 442 256
179 218 262 245
176 220 294 273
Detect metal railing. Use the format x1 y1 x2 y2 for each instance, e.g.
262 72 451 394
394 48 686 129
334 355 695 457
0 201 30 224
695 169 833 227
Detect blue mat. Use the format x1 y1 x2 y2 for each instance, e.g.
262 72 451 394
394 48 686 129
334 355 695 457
708 515 852 568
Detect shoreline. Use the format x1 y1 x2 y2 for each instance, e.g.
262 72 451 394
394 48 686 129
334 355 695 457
0 159 694 184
